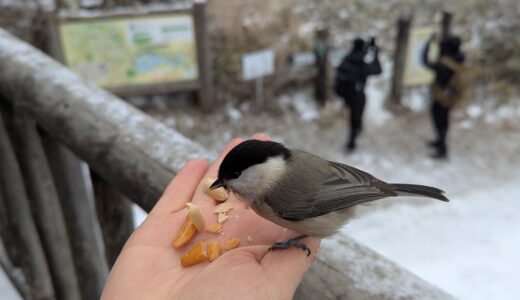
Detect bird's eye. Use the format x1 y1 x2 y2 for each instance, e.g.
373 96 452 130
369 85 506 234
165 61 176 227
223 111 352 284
233 171 241 178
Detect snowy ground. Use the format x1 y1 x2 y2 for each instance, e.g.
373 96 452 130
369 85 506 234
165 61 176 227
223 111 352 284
0 271 20 300
344 177 520 300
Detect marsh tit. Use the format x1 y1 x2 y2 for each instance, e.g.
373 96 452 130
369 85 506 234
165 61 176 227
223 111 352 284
211 140 448 255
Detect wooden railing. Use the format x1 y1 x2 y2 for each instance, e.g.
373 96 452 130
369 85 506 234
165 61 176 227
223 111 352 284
0 28 454 300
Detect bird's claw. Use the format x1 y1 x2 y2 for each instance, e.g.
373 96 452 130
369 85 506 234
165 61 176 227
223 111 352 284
268 238 311 257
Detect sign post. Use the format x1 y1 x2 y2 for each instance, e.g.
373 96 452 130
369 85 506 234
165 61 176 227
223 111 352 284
242 48 275 109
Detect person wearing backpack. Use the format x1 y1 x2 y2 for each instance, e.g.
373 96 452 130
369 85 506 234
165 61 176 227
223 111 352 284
334 37 382 152
422 33 467 159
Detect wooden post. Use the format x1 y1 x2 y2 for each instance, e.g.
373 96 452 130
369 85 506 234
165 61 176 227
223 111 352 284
4 109 81 300
194 1 214 112
313 28 329 106
92 173 134 267
387 13 412 108
441 11 453 39
0 110 56 300
41 135 109 300
0 175 18 275
0 181 32 300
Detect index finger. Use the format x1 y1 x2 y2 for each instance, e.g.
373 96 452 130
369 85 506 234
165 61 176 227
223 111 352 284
149 158 209 216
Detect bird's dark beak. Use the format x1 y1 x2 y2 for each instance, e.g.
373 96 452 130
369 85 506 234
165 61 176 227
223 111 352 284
209 178 225 190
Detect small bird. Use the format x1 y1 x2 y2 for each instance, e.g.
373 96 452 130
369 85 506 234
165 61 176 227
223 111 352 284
210 140 448 255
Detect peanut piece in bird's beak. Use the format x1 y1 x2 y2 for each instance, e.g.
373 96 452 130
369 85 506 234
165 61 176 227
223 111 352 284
203 177 228 202
207 240 222 262
180 242 208 267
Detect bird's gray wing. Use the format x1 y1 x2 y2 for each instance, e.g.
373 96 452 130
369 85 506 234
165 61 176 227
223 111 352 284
277 161 397 220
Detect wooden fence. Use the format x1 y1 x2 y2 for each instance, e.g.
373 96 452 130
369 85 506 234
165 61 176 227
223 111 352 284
0 28 454 300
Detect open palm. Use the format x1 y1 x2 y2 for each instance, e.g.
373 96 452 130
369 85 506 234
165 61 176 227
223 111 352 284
101 134 320 300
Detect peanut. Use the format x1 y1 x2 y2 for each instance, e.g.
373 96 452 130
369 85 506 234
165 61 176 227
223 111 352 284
217 212 229 224
206 223 223 234
172 215 197 249
207 240 222 262
223 237 240 250
186 203 205 232
180 242 208 267
214 202 233 214
203 177 229 202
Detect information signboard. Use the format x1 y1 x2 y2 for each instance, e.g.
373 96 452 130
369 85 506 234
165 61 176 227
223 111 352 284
242 48 275 81
57 13 198 91
404 27 439 86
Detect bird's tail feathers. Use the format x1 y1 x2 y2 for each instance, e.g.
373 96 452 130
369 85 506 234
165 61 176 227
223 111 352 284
391 184 449 202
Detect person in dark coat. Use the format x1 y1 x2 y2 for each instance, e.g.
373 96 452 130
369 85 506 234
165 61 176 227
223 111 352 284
422 34 465 159
334 38 382 151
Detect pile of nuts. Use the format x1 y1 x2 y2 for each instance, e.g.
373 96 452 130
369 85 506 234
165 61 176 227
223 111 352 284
172 177 241 267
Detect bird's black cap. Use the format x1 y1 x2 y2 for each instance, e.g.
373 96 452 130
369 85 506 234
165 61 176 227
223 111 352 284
216 140 291 182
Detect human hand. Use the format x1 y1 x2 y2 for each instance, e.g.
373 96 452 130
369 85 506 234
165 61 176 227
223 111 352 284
101 133 320 300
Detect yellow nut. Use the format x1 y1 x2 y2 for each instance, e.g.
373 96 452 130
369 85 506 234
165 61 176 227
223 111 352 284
172 215 197 249
214 202 233 214
207 240 222 262
186 203 205 232
223 237 240 250
206 223 223 234
181 242 208 267
203 177 229 202
217 212 229 224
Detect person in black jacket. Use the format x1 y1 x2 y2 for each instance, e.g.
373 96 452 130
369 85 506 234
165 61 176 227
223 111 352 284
335 38 382 152
422 34 465 159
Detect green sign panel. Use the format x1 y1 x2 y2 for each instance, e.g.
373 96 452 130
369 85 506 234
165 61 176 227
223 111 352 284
59 14 198 88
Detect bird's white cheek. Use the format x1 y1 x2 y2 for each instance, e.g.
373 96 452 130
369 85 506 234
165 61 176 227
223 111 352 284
227 180 256 203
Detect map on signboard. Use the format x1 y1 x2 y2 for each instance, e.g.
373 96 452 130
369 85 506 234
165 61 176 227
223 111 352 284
59 14 198 88
404 26 439 86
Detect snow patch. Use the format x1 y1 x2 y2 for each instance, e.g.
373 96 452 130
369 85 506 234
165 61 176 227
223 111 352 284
346 178 520 300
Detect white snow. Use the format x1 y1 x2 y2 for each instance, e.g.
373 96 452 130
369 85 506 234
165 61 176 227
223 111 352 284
345 178 520 300
226 105 242 121
0 271 20 300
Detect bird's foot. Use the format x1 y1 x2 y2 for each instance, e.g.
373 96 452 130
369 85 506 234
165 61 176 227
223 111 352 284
268 235 311 256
